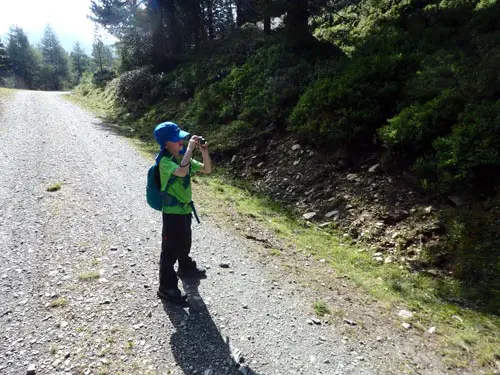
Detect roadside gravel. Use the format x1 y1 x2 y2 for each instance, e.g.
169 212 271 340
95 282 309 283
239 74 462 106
0 91 457 375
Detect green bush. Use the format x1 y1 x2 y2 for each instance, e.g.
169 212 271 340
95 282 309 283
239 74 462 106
112 68 156 105
289 52 415 146
92 68 116 87
379 89 465 155
432 101 500 191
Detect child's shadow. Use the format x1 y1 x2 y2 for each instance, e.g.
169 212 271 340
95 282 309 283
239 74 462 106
161 278 261 375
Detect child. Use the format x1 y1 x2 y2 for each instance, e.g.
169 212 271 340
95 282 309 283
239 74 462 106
153 121 212 303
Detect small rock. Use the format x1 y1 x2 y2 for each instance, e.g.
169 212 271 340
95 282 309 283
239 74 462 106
424 206 433 214
346 174 358 181
448 195 467 207
203 370 213 375
374 256 384 263
368 164 380 173
312 318 321 325
303 212 316 220
397 309 414 320
292 144 301 151
376 336 383 342
26 364 36 375
402 323 412 329
306 319 313 325
325 210 339 218
110 246 118 251
343 318 357 326
428 326 437 334
257 162 264 168
219 262 230 268
323 359 331 364
231 155 237 163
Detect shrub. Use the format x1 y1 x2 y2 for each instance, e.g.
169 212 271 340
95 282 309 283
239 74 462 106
379 89 465 156
432 101 500 191
289 52 415 146
92 68 116 87
113 68 156 104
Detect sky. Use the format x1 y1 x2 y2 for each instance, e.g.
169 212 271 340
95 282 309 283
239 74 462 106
0 0 116 54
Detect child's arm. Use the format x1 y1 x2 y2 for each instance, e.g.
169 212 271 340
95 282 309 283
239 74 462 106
198 142 212 174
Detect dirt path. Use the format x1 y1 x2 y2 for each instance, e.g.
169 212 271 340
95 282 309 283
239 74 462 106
0 91 460 375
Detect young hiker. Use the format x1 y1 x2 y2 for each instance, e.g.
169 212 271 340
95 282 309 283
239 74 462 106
153 121 212 303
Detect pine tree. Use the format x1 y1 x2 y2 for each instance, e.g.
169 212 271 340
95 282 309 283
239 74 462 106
70 42 90 84
0 37 9 86
6 26 40 89
39 25 70 90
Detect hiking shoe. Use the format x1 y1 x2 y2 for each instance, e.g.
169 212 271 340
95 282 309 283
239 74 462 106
157 287 188 303
177 266 207 279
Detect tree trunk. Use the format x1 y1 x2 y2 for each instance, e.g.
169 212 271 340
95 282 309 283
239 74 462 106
164 0 182 56
149 0 167 71
285 0 313 47
263 15 271 35
191 0 201 48
236 0 244 26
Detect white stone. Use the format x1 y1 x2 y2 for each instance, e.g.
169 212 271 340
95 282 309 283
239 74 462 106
397 309 414 319
303 212 316 220
325 210 339 218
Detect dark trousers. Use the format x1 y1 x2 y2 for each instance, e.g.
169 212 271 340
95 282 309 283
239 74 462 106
159 213 195 289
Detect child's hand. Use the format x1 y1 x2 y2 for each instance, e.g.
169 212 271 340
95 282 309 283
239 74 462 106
187 135 200 151
199 142 209 153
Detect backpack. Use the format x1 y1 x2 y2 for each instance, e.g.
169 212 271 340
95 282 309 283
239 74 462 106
146 152 201 223
146 150 174 211
146 162 164 211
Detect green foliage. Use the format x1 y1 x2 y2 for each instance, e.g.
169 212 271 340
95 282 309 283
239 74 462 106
6 26 40 89
289 52 414 146
426 194 500 312
92 68 116 87
379 89 465 155
111 68 156 106
419 101 500 192
39 25 71 90
184 39 319 135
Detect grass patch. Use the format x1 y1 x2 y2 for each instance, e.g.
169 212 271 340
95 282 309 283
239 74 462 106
269 248 281 256
46 183 62 192
313 300 331 317
0 87 15 100
78 271 100 281
50 297 67 308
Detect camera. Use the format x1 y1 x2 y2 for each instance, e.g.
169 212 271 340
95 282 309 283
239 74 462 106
199 137 206 145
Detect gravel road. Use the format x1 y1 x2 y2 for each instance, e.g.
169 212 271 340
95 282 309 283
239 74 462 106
0 91 455 375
